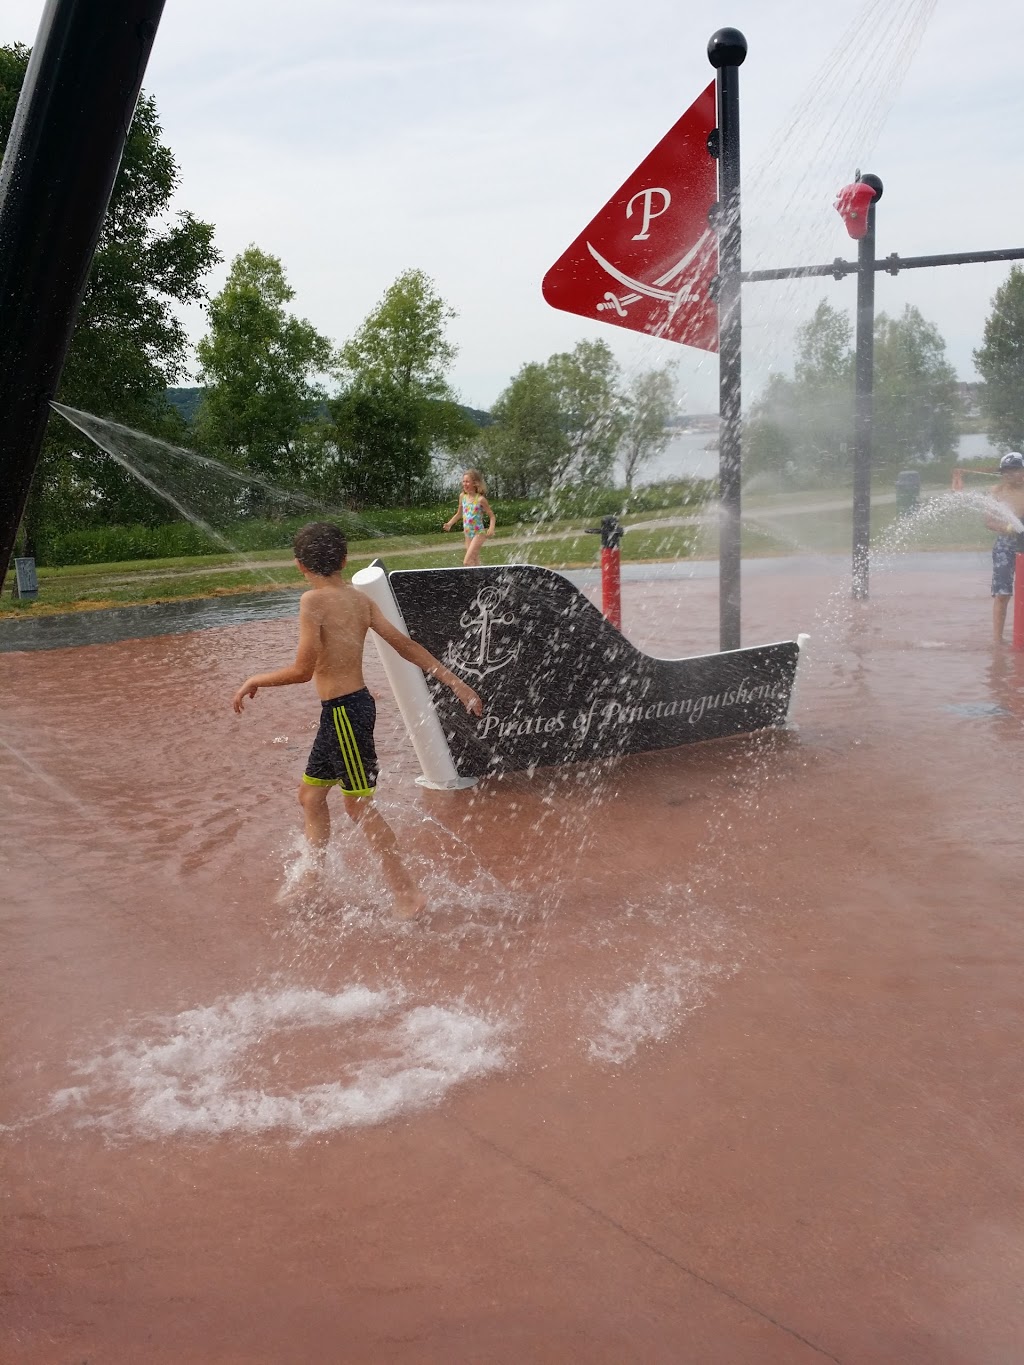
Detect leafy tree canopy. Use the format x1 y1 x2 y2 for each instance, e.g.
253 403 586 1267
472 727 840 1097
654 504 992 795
619 363 678 489
328 269 472 506
196 245 334 490
974 265 1024 451
1 42 220 549
745 298 960 483
481 362 569 499
482 343 678 498
340 268 458 399
873 305 960 468
545 339 626 487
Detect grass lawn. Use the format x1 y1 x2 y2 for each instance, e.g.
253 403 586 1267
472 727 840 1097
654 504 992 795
0 487 994 620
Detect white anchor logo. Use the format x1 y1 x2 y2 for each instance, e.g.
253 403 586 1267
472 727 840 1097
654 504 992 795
442 584 521 682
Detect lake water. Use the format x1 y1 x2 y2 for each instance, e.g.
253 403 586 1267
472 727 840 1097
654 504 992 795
638 430 999 485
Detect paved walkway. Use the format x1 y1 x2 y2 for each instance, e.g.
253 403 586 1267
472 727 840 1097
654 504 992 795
93 490 907 585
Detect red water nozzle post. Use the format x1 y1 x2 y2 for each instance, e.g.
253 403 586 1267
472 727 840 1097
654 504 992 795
835 179 880 240
585 515 624 630
1014 553 1024 651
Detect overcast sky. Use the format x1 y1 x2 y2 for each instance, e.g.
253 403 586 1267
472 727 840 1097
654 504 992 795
7 0 1024 413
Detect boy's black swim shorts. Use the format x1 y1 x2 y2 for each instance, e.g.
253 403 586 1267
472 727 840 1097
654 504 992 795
302 687 378 795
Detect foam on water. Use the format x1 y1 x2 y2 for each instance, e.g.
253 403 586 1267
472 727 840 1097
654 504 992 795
49 985 508 1139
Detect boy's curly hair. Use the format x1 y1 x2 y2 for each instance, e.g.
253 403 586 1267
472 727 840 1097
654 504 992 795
293 522 348 577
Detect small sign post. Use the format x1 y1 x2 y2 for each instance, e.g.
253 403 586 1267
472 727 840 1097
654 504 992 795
12 557 38 601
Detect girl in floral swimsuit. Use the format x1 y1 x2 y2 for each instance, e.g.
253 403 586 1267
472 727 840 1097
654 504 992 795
444 468 496 566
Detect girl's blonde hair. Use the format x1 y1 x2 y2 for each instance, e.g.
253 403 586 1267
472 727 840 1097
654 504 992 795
463 468 487 495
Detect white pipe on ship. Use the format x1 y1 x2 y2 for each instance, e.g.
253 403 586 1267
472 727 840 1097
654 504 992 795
351 563 476 790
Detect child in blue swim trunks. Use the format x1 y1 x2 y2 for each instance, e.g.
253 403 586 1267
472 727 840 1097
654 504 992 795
232 522 482 918
444 469 495 566
983 452 1024 645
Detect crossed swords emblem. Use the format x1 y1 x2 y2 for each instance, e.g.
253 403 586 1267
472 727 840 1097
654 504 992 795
589 230 715 322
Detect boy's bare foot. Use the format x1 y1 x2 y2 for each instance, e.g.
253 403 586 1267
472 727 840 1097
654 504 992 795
394 886 427 921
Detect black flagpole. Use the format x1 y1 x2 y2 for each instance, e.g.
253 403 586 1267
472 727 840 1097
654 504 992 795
708 28 747 651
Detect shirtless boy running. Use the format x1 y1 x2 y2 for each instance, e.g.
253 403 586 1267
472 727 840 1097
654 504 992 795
232 522 482 919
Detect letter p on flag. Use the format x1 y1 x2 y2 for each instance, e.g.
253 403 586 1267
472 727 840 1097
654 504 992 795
542 82 719 352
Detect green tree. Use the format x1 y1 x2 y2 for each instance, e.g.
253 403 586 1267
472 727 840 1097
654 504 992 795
340 267 457 396
324 383 428 507
974 266 1024 451
329 269 472 505
196 246 334 492
873 305 960 470
545 339 626 486
619 363 678 489
744 374 797 480
482 362 569 499
1 43 221 553
792 300 855 481
745 301 854 483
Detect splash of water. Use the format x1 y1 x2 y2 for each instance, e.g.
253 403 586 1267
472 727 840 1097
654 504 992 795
879 488 1024 551
955 490 1024 536
587 958 729 1065
49 985 508 1139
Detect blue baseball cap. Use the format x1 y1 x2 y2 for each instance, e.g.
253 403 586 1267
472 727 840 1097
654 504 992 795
999 451 1024 470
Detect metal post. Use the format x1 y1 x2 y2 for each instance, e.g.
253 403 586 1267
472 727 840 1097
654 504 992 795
0 0 166 594
600 515 623 630
708 28 747 651
851 173 882 600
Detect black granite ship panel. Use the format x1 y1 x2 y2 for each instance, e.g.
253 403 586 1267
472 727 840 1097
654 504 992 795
389 565 799 778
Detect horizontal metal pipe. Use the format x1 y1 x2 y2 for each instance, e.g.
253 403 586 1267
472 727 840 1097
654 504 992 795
742 246 1024 284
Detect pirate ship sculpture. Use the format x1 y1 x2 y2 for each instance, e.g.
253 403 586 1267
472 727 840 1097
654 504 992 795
353 562 805 787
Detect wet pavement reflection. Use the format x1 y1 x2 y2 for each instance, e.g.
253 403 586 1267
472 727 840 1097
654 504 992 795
2 556 1023 1363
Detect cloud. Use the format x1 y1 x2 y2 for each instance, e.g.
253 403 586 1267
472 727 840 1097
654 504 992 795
5 0 1024 410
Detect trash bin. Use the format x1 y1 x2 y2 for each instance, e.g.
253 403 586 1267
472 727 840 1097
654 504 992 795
895 470 920 516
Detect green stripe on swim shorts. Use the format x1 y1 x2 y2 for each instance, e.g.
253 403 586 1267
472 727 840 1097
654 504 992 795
331 706 358 790
332 705 374 796
339 705 373 794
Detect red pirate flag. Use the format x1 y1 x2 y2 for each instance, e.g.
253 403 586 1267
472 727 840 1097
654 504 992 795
542 82 719 353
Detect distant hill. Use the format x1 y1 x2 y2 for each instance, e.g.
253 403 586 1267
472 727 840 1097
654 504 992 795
166 387 204 424
165 387 492 427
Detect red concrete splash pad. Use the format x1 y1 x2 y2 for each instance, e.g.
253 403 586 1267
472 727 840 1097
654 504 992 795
2 558 1023 1363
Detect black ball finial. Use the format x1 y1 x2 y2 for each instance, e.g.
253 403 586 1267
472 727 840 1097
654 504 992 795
708 28 748 68
858 172 884 202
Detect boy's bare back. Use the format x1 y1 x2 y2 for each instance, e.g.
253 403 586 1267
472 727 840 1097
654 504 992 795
299 580 375 700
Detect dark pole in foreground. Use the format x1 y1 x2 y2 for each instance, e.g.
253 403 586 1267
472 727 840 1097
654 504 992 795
852 173 882 600
708 28 747 652
0 0 166 593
